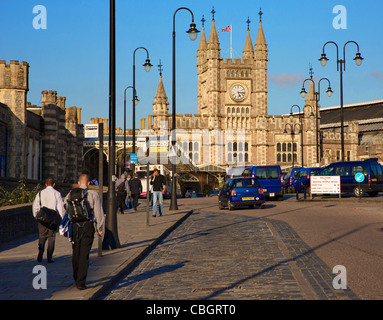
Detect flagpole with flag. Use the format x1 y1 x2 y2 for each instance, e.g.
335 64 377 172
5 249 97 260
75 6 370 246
222 24 232 59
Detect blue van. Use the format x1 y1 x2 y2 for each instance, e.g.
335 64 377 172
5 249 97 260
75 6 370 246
242 165 283 200
291 167 322 193
229 166 247 178
282 168 301 193
318 158 383 197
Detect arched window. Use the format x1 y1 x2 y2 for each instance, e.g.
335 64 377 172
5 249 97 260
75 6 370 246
241 71 244 77
232 107 235 113
246 108 249 114
282 143 286 152
288 143 292 152
189 142 193 151
245 153 249 162
282 153 287 162
277 153 281 162
293 153 297 162
239 153 243 162
277 143 281 152
239 142 243 152
194 153 199 163
293 143 297 152
189 152 192 159
241 107 244 114
288 153 292 162
183 142 187 151
236 107 240 114
194 142 199 151
245 71 249 77
245 142 248 151
228 153 232 162
231 71 234 77
228 142 232 152
233 142 237 152
227 107 230 114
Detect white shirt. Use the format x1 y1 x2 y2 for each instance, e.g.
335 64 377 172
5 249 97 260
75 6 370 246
32 186 65 219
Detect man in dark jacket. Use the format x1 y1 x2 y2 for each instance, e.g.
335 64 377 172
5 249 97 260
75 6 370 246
128 173 142 211
115 173 129 214
150 169 166 217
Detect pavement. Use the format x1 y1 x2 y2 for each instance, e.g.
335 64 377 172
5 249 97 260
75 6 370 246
0 199 193 300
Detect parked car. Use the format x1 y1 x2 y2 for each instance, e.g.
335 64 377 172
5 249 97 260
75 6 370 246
242 165 284 200
282 168 301 194
318 158 383 197
291 167 322 193
208 190 220 197
218 178 265 210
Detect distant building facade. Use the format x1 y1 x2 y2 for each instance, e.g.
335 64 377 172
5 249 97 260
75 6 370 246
0 60 83 183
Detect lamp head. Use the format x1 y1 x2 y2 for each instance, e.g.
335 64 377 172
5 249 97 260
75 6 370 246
289 113 294 121
143 59 153 72
326 87 333 97
310 112 315 120
187 23 200 41
134 96 139 106
300 87 307 98
319 53 329 67
354 52 364 67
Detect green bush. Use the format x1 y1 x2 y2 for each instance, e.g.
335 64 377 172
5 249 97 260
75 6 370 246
0 178 42 207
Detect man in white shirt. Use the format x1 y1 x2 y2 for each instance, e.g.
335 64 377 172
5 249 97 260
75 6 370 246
32 177 64 263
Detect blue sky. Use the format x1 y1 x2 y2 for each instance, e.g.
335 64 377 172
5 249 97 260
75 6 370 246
1 0 382 130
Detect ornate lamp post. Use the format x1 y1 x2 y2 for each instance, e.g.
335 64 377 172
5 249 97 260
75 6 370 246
289 105 304 167
318 41 363 161
284 123 302 169
170 7 199 210
132 47 152 173
123 86 139 171
300 77 333 164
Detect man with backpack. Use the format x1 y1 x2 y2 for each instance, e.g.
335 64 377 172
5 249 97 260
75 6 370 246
63 173 104 290
115 173 130 214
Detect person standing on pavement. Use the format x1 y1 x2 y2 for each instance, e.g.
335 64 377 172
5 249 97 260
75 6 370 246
32 177 65 263
128 173 142 211
150 169 166 217
115 173 129 214
63 173 104 290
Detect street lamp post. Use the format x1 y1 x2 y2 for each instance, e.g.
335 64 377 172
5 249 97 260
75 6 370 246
300 77 333 164
103 0 120 250
318 41 363 161
284 123 302 169
123 86 139 171
289 105 304 167
132 47 152 173
170 7 199 210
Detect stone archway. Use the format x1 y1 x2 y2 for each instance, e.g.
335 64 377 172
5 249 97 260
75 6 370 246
82 147 108 186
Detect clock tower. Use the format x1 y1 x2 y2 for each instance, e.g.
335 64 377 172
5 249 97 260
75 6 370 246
196 12 268 130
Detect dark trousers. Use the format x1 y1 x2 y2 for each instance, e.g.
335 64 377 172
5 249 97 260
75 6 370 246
116 192 127 213
132 193 139 209
71 221 95 287
37 222 56 261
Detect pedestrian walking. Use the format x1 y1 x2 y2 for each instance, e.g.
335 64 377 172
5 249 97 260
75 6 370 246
63 173 104 290
32 177 64 263
150 169 166 217
129 173 142 211
115 173 129 214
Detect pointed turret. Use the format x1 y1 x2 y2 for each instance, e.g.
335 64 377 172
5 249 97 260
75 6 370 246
197 27 208 66
254 20 268 60
207 19 220 59
152 75 169 129
242 28 254 61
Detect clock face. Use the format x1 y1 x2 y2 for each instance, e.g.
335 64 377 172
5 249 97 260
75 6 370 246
231 85 246 101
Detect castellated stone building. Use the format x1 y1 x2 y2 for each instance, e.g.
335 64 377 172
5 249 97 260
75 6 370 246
0 60 83 183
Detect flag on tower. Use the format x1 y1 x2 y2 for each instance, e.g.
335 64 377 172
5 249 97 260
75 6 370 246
222 25 231 32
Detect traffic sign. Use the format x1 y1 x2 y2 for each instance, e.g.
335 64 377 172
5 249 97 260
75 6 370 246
130 153 138 164
355 172 365 183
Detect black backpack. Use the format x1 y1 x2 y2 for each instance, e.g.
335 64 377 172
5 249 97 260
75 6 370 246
117 179 126 194
66 188 92 223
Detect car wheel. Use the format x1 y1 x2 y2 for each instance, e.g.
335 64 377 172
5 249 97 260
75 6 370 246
218 200 224 210
353 186 365 198
228 199 234 211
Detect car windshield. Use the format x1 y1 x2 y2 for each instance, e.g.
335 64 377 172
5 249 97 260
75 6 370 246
230 167 246 177
310 169 322 175
254 167 279 179
233 179 260 188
